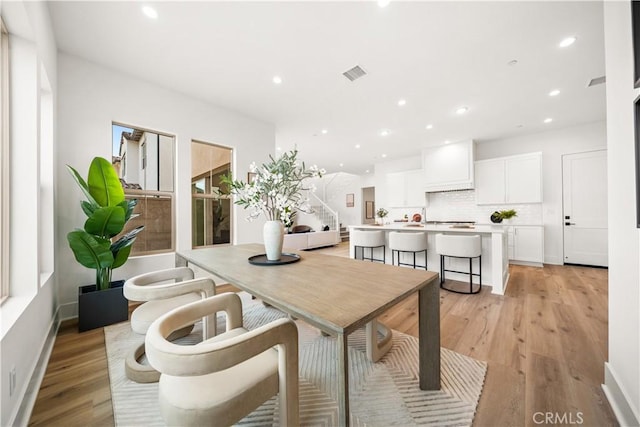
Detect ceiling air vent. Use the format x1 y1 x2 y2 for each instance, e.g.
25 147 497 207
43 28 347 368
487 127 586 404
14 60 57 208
587 76 606 87
343 65 367 82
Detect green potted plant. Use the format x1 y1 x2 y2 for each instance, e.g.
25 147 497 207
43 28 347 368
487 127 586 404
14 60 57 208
376 207 389 225
67 157 144 331
490 209 517 224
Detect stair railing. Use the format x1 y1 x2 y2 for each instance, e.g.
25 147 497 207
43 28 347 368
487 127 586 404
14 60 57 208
308 192 339 231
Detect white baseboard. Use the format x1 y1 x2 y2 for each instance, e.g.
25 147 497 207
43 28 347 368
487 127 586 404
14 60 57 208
10 308 61 427
602 362 640 427
58 301 77 321
509 260 543 267
543 255 563 265
497 271 511 295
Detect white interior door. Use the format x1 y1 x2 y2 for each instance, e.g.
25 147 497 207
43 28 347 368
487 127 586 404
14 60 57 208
562 150 608 267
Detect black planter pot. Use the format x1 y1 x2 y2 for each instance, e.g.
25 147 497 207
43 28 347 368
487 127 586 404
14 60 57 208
490 211 503 224
78 280 128 332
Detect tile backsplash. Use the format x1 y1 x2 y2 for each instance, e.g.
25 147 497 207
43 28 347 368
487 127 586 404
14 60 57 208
389 190 542 225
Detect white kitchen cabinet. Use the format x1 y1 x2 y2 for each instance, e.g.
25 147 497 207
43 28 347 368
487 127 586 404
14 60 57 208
505 154 542 203
405 169 426 207
507 225 544 264
386 171 406 207
422 140 475 192
475 152 542 204
386 169 425 207
475 158 505 204
506 226 515 259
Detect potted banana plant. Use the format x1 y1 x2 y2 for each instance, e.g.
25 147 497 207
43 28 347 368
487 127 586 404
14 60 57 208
67 157 144 332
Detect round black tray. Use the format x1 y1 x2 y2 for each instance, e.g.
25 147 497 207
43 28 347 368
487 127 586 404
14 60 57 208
248 253 301 266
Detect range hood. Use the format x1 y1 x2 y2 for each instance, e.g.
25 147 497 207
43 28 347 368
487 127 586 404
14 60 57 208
422 140 475 192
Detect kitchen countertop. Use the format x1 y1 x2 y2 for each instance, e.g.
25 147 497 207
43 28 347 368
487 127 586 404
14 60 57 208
349 223 505 234
348 222 510 295
475 222 543 227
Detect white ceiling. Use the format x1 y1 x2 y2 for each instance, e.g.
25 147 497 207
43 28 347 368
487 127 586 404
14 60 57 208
49 1 606 175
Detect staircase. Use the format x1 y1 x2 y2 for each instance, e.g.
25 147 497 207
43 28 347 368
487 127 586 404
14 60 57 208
306 194 349 242
308 193 339 231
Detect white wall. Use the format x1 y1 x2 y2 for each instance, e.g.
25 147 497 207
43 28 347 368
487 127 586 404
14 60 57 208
0 1 58 425
303 172 366 228
321 172 364 227
476 121 607 265
602 2 640 425
56 53 274 317
361 173 375 188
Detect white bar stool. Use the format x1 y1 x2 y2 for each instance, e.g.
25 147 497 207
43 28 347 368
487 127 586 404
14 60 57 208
388 231 428 269
435 234 482 294
351 230 386 263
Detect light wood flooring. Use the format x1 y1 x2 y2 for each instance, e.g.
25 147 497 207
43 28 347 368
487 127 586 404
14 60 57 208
29 242 617 426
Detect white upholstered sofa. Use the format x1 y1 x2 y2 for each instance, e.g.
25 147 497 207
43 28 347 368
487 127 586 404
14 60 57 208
283 230 340 250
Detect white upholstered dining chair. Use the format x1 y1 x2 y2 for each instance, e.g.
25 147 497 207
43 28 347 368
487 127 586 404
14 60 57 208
145 292 299 426
123 266 216 383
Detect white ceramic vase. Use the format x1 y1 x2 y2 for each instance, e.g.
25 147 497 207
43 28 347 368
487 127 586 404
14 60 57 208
263 220 285 261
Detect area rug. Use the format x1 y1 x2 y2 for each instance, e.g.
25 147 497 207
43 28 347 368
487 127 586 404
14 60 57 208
105 293 487 426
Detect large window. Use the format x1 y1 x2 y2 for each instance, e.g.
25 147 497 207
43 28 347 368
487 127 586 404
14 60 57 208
191 141 232 247
39 62 54 285
112 123 175 255
1 19 9 302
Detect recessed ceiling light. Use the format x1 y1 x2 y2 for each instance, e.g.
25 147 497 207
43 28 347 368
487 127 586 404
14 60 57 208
355 144 361 149
544 118 553 123
549 89 560 97
456 106 468 115
142 5 158 19
276 146 282 151
444 140 451 144
380 130 390 137
559 36 577 48
426 124 433 130
339 163 344 167
321 129 328 134
397 99 407 107
381 153 387 158
365 169 370 173
272 75 283 85
378 0 391 8
507 59 518 66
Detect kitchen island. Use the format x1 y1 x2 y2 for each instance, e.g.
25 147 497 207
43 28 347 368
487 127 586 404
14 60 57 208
349 223 510 294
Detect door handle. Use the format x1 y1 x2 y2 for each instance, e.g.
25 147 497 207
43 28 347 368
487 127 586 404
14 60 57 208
565 222 576 226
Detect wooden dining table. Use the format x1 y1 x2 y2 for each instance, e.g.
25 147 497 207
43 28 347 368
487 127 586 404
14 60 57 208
176 243 441 427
